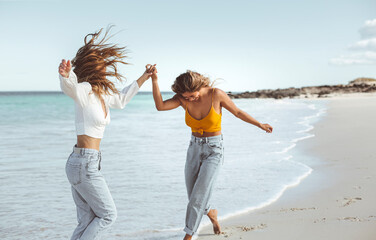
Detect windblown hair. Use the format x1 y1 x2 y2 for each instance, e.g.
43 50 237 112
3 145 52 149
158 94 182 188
72 26 127 97
171 70 212 94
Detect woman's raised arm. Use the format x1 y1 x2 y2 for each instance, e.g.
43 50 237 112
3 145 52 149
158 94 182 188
151 68 181 111
58 59 91 106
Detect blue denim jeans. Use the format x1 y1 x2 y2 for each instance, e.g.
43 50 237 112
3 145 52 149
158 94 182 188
65 146 117 240
184 134 224 236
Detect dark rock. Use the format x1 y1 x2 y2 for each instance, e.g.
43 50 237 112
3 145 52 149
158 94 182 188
227 77 376 99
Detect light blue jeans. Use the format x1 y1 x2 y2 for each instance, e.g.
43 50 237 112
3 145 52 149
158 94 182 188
65 146 117 240
184 134 224 236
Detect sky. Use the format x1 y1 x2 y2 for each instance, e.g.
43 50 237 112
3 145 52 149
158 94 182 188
0 0 375 92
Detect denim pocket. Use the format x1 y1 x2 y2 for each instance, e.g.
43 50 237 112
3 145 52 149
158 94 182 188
206 141 222 151
207 141 224 165
66 162 82 185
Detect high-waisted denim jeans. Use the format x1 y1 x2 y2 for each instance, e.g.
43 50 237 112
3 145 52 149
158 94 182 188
184 134 224 236
65 146 117 240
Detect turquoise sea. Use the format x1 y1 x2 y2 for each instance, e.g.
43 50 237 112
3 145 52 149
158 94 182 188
0 92 327 239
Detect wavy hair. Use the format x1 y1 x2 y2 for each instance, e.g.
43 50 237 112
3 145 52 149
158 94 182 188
72 26 127 97
171 70 212 94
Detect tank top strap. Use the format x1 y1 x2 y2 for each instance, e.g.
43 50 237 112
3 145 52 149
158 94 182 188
211 88 215 106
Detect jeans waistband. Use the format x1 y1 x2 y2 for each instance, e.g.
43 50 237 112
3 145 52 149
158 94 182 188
73 145 101 156
72 145 102 170
190 134 223 143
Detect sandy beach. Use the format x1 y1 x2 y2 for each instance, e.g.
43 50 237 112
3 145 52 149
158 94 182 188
198 96 376 240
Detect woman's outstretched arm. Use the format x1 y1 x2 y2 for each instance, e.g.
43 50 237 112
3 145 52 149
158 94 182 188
151 67 181 111
106 64 154 109
217 89 273 133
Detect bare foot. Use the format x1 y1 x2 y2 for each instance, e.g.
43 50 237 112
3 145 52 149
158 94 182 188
183 234 192 240
207 209 221 235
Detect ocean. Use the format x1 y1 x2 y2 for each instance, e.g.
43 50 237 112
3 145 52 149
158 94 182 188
0 92 327 240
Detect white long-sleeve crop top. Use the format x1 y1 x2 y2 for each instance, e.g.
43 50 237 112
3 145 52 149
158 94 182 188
59 70 139 138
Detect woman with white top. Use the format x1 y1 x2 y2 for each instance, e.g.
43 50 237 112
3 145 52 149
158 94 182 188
58 27 155 240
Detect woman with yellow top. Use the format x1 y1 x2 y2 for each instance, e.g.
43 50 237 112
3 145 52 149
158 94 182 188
151 67 273 240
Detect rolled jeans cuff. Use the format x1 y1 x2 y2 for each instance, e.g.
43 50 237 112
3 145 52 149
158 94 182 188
204 206 211 215
184 226 195 236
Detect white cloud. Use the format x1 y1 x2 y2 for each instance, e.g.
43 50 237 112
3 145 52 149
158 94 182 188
330 18 376 65
330 51 376 65
349 38 376 51
359 19 376 39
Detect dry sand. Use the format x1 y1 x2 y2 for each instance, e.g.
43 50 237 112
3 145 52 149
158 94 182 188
197 97 376 240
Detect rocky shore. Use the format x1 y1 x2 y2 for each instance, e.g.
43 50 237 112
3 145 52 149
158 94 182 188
228 78 376 99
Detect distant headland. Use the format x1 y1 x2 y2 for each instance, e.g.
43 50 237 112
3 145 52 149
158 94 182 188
228 78 376 99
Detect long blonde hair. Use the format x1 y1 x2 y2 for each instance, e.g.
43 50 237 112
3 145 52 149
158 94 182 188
171 70 212 94
72 26 128 97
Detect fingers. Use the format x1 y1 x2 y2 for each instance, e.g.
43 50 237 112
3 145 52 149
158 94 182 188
150 64 157 74
145 64 153 72
59 61 65 69
149 64 156 72
152 64 158 74
262 123 273 133
58 59 71 77
58 61 65 74
266 124 273 133
145 64 157 74
60 59 69 70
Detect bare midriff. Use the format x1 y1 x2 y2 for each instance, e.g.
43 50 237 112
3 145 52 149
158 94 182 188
76 135 101 150
192 131 222 138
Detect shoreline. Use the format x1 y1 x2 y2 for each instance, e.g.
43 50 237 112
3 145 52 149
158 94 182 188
194 98 324 238
197 96 376 239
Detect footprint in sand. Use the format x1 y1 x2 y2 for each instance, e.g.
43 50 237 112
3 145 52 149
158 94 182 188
280 207 316 212
337 215 376 222
221 231 230 238
237 223 267 232
337 216 361 222
342 197 362 207
313 217 326 223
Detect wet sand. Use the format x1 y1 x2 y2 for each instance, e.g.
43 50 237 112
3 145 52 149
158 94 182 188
198 96 376 240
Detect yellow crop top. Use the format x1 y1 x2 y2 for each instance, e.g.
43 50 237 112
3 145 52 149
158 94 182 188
185 88 222 135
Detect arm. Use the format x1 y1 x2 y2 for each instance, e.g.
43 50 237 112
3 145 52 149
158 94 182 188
106 81 139 109
151 67 181 111
136 64 153 88
218 89 273 133
58 59 91 106
106 64 154 109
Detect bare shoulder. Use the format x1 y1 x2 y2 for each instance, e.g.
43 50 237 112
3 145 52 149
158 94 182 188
173 93 186 107
213 88 230 100
173 93 182 102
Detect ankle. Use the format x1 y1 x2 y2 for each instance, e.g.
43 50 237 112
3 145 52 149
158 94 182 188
183 234 192 240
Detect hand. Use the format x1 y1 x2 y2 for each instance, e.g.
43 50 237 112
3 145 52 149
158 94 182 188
143 64 157 80
58 59 72 78
150 65 158 82
260 123 273 133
